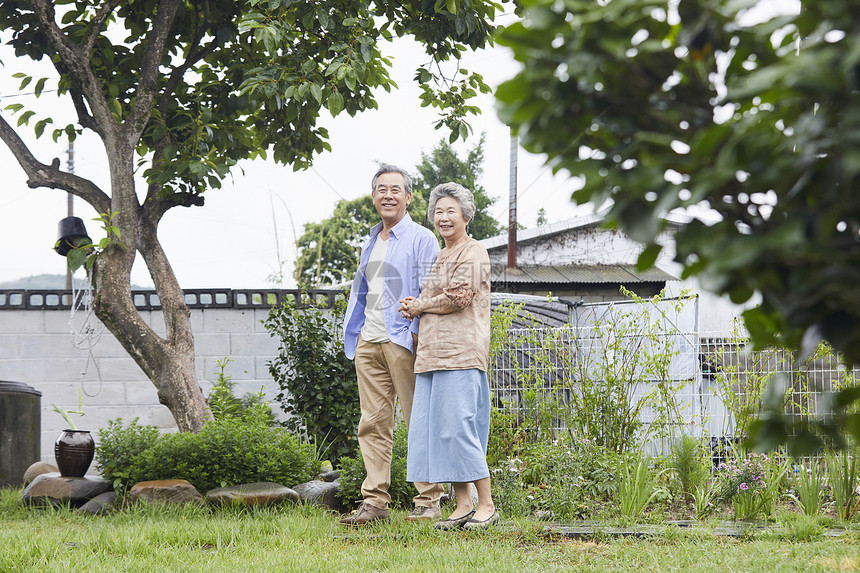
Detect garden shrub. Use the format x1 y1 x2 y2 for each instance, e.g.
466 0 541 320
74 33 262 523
264 293 360 461
96 417 321 495
207 357 277 425
336 421 416 510
490 436 625 520
712 451 790 520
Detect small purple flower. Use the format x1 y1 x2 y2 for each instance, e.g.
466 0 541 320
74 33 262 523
740 483 748 490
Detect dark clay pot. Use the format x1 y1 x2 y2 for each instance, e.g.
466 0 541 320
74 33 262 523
54 430 95 477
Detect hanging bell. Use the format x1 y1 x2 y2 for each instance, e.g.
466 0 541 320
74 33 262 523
54 216 92 257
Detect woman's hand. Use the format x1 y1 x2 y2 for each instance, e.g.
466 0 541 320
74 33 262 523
398 296 422 321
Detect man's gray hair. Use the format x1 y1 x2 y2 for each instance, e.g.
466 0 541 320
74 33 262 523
371 164 413 195
427 182 476 224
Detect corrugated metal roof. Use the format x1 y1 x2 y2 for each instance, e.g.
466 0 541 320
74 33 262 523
491 264 676 284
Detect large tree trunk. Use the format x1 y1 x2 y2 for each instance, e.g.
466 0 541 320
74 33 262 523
93 246 210 433
91 133 210 433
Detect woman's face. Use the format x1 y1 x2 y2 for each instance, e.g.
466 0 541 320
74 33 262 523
433 196 468 245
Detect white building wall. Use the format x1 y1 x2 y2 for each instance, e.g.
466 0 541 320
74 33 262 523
0 306 281 467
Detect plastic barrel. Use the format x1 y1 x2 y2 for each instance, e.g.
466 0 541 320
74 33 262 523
0 381 42 488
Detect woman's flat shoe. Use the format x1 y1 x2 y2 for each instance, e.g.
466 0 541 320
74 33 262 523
434 509 476 530
463 509 500 530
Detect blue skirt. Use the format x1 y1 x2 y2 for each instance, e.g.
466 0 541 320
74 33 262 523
406 369 490 484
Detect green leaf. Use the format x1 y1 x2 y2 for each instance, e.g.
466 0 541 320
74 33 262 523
328 91 344 116
34 118 50 138
747 418 787 452
34 77 47 97
66 248 89 272
310 83 323 103
635 243 661 271
344 68 356 91
16 110 34 126
110 99 123 120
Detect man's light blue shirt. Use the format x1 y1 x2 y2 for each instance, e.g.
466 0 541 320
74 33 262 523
343 213 440 359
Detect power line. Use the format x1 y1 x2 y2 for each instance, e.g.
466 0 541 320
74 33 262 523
310 165 348 202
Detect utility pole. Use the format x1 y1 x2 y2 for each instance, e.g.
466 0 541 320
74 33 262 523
65 139 75 290
507 130 518 270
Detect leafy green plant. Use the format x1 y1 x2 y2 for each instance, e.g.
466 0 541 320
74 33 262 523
617 457 660 521
264 293 360 461
206 357 276 425
539 443 593 520
490 457 532 518
827 450 860 521
50 389 85 430
693 483 716 520
760 456 791 519
492 289 693 454
713 451 785 521
486 405 530 468
96 417 320 494
788 462 827 517
336 421 415 510
671 434 709 505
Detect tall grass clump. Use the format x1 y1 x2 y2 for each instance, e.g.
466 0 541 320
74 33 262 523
827 450 860 521
789 461 827 516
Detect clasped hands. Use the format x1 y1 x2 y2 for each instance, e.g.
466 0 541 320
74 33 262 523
398 296 422 321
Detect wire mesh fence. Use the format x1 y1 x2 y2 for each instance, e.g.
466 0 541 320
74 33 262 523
488 296 860 457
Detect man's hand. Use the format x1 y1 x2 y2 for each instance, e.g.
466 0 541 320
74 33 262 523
398 296 422 320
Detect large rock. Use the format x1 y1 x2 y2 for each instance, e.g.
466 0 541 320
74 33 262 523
293 479 340 509
21 472 112 507
129 479 203 506
23 461 59 484
206 482 299 507
77 491 118 515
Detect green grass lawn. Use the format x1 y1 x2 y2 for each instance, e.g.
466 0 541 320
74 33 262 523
2 488 860 572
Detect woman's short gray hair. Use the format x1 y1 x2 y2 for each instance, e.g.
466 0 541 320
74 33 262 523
427 182 476 224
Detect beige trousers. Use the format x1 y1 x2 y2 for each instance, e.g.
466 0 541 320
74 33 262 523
354 337 444 509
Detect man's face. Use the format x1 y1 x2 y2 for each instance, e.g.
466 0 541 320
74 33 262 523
372 171 411 227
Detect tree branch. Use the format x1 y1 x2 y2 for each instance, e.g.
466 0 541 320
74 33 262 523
125 0 184 139
81 0 125 54
68 87 99 133
29 0 114 125
0 114 111 214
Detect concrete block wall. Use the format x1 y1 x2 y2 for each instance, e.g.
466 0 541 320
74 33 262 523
0 306 282 466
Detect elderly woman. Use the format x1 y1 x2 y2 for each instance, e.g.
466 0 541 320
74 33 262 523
398 182 497 530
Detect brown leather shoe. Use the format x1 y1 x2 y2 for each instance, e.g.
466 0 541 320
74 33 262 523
339 503 390 526
404 505 442 522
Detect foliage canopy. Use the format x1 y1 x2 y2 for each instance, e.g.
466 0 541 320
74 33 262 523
496 0 860 452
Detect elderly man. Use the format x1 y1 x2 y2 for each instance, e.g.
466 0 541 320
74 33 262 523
340 164 445 525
